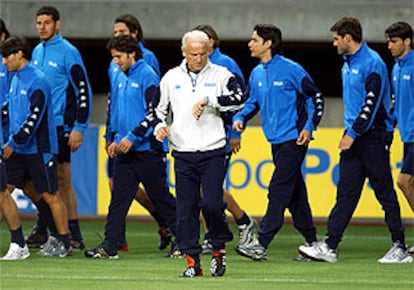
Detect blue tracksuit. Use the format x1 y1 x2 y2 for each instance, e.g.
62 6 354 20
139 41 161 76
325 42 405 249
104 60 176 250
0 99 4 191
391 49 414 143
32 32 92 133
0 56 7 190
1 55 13 143
7 64 57 155
233 54 324 247
210 47 246 157
105 41 160 143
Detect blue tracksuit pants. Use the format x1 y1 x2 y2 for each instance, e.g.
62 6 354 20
173 148 233 256
326 130 405 249
104 151 177 249
258 140 317 248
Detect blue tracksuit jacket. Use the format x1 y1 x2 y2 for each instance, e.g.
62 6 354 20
31 32 92 133
209 48 246 153
105 41 160 142
112 59 167 152
391 49 414 143
233 54 324 144
7 63 57 155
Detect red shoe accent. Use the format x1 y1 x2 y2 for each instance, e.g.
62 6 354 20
212 249 226 256
118 243 129 252
185 254 196 267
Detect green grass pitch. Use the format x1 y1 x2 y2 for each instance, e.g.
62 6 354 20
0 219 413 290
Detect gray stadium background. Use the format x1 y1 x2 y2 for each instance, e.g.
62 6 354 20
2 0 413 126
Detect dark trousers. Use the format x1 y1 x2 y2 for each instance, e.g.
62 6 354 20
326 130 405 249
173 148 233 256
258 141 317 248
104 151 177 248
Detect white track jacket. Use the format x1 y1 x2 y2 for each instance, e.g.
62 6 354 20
155 59 244 152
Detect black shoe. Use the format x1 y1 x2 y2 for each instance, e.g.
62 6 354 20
84 243 119 259
180 255 203 277
210 251 226 277
166 241 184 258
158 227 172 250
70 239 86 250
25 225 48 248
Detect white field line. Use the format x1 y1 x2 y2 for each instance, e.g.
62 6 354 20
1 274 413 285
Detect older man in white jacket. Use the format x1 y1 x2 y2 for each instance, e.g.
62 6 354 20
155 30 244 278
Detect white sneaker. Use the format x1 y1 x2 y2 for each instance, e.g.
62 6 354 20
236 237 267 261
408 246 414 254
298 241 338 263
237 216 257 247
38 235 58 255
1 243 30 260
201 239 213 254
378 243 413 264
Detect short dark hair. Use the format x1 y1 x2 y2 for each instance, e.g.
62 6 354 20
254 24 283 56
106 35 142 60
385 21 413 44
193 24 220 48
0 19 10 40
0 35 31 60
114 14 143 42
330 17 362 43
36 6 60 22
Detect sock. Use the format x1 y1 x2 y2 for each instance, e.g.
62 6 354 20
69 219 83 241
11 226 25 247
58 233 71 250
235 212 250 226
34 199 58 235
36 212 48 233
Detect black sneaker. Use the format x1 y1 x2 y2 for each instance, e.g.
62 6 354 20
158 227 172 250
25 225 48 248
210 250 226 277
166 241 184 258
84 243 119 259
70 239 86 250
180 255 203 277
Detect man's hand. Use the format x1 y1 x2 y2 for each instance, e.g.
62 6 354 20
105 141 112 156
117 137 133 154
229 138 241 154
339 134 354 150
232 121 244 132
192 97 207 120
68 130 84 152
296 130 311 146
107 142 118 158
3 144 13 159
155 126 170 142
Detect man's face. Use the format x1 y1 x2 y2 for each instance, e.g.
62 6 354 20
113 22 136 38
182 41 209 73
2 51 23 72
332 32 348 55
36 14 60 41
111 49 135 72
248 31 269 60
386 36 407 59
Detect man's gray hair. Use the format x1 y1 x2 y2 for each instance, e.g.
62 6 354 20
181 30 209 50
